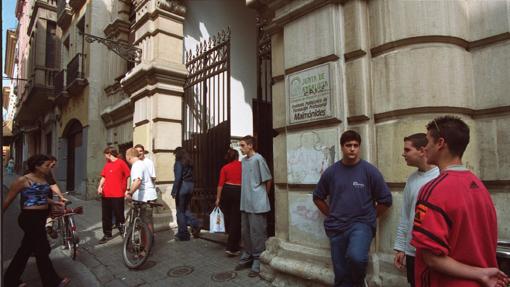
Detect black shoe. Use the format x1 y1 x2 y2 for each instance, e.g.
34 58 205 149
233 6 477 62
118 226 124 236
191 225 201 238
174 236 190 241
97 236 112 244
248 271 260 278
235 261 252 271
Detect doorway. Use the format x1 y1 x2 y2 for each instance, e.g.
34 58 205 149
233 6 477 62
63 120 83 191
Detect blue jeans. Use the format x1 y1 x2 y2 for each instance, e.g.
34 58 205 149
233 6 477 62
176 181 199 240
329 222 373 287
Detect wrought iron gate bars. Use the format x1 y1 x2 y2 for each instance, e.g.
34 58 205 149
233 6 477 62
183 27 231 228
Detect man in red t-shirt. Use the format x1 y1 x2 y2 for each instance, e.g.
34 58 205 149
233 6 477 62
410 116 509 287
97 146 131 244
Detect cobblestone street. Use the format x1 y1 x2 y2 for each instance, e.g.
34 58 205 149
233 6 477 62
3 173 272 287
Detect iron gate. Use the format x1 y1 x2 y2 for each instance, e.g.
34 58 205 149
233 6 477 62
253 18 275 236
183 28 231 229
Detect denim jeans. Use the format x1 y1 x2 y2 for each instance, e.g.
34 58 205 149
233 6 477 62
329 222 373 287
176 181 199 240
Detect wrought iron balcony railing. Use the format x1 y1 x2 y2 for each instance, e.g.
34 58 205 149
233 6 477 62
66 53 88 94
67 53 85 86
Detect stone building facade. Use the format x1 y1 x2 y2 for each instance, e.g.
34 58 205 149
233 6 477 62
52 0 136 198
13 0 60 172
120 0 510 285
10 0 510 285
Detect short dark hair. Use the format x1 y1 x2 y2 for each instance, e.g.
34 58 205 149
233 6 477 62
404 133 428 149
103 146 119 157
426 115 470 157
224 148 239 162
26 154 51 173
47 155 57 161
134 144 145 151
340 130 361 146
240 135 256 149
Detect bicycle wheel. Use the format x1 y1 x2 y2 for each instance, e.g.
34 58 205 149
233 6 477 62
122 217 152 269
67 216 79 260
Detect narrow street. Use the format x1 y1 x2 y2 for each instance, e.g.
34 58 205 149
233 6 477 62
2 173 271 287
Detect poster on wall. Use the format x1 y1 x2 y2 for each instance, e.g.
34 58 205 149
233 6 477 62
287 128 338 184
287 63 332 124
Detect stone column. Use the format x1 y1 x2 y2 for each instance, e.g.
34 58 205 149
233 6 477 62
122 0 187 231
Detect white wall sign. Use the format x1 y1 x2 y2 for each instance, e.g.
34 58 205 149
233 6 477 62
287 63 332 124
287 128 338 184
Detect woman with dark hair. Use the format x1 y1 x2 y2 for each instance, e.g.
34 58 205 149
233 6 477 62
171 147 200 241
3 154 70 287
215 148 242 256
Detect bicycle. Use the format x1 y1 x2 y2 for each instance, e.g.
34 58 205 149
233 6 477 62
122 200 162 269
50 201 83 260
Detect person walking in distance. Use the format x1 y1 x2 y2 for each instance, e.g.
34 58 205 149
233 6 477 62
125 148 158 234
313 130 393 287
393 133 439 287
171 147 200 241
215 148 242 256
3 154 70 287
97 147 131 244
235 135 272 277
411 116 509 287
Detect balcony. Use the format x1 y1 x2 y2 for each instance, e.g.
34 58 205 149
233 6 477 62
57 0 72 29
54 69 69 105
66 53 88 95
69 0 86 11
15 66 59 126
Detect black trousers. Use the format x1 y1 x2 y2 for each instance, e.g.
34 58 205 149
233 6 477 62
406 255 415 287
4 209 62 287
220 184 241 252
101 197 125 237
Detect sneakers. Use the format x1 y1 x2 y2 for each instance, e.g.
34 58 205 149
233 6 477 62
225 250 241 257
97 236 112 244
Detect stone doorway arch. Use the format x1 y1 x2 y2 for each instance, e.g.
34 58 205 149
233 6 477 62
62 119 83 191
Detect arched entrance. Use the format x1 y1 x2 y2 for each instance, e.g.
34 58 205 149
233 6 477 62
63 119 83 191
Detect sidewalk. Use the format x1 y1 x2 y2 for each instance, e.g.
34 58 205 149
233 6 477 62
2 172 272 286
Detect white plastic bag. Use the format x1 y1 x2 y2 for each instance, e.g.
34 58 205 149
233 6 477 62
209 207 225 233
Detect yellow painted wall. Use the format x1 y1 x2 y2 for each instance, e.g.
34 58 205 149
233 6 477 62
58 89 89 136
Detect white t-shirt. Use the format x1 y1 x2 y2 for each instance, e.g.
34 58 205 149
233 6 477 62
143 158 156 179
130 160 157 202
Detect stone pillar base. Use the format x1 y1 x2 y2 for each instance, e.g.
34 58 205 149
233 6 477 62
260 237 407 287
260 237 333 287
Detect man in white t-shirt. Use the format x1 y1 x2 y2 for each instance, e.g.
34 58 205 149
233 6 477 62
125 148 158 233
134 144 156 183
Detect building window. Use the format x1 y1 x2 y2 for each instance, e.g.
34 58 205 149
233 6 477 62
46 21 57 68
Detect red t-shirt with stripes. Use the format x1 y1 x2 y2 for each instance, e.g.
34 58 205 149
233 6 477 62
410 170 498 287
